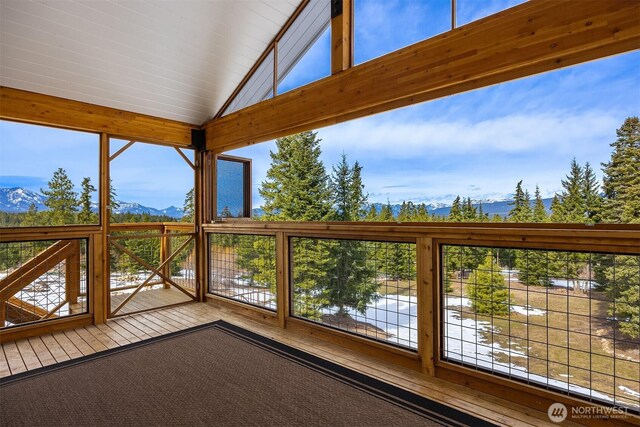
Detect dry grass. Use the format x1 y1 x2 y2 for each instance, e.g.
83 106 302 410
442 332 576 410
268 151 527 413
446 277 639 408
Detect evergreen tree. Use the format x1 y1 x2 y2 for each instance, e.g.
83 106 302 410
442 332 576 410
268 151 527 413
582 162 602 223
549 194 564 222
516 249 553 287
78 177 97 224
415 203 430 221
601 116 640 224
109 179 120 223
41 168 79 225
532 185 548 223
182 188 195 222
379 201 394 221
260 131 331 221
462 197 477 221
556 158 585 222
467 254 510 316
508 180 531 222
329 154 368 221
365 204 378 221
22 203 41 227
449 196 462 222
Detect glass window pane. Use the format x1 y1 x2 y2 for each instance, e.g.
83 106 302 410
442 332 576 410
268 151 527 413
0 120 99 227
216 158 248 218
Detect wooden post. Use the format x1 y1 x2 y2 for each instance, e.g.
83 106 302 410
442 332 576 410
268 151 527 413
275 232 289 328
161 229 171 289
194 147 205 302
97 132 110 322
0 301 5 328
417 237 435 376
331 0 353 75
65 239 81 305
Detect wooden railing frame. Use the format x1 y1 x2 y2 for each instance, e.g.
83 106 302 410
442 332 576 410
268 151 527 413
203 221 640 426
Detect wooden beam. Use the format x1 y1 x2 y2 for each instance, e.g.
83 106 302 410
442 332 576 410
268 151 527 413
331 0 353 74
0 87 197 147
204 0 640 151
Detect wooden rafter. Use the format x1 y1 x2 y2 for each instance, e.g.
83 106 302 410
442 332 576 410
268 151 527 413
204 0 640 151
330 0 353 74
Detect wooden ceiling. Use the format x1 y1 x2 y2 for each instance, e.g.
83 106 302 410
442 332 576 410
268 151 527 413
0 0 302 125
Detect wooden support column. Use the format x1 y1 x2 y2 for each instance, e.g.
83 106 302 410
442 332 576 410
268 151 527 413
95 132 110 323
417 237 435 376
194 130 206 302
65 239 81 305
331 0 353 74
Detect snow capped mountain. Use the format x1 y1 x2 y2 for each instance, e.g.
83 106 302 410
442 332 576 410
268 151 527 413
0 187 184 219
0 188 47 213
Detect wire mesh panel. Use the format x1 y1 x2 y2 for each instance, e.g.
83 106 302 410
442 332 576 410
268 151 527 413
208 233 276 310
0 239 88 328
291 237 418 350
441 245 640 412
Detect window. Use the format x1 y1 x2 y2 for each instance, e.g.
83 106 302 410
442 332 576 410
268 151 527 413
215 155 251 219
0 120 99 227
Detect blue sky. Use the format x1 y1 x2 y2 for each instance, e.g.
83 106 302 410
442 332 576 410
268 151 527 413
1 0 639 210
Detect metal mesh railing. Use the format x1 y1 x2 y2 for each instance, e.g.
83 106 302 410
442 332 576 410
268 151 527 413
441 245 640 412
290 237 418 350
208 233 277 310
0 239 88 328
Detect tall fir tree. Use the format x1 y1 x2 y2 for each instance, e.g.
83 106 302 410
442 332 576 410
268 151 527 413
365 204 379 221
41 168 79 225
582 162 602 223
462 197 477 221
323 154 378 316
532 186 548 223
555 158 585 223
260 131 331 221
449 196 463 222
78 177 97 224
601 116 640 224
508 180 532 222
182 188 195 222
379 201 394 221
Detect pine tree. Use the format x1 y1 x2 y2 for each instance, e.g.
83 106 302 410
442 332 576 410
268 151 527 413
516 248 553 287
379 201 394 221
260 131 331 221
109 179 120 223
365 204 378 221
41 168 79 225
182 188 195 222
508 180 531 222
601 116 640 224
462 197 477 221
78 177 97 224
22 203 41 227
415 204 429 221
329 154 368 221
557 158 585 223
325 154 378 314
532 186 548 223
449 196 462 222
582 162 602 223
549 194 564 222
467 254 510 316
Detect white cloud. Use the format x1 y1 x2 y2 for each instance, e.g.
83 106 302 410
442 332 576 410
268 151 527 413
317 110 620 159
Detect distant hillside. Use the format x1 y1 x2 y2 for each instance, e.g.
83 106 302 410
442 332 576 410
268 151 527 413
0 187 184 219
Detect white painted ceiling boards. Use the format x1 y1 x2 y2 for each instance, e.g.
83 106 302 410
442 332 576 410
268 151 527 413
0 0 305 124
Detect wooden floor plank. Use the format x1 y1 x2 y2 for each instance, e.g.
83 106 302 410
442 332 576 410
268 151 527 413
96 323 136 345
27 336 57 367
40 334 71 363
75 328 110 352
62 330 96 356
119 316 161 338
83 325 122 349
109 318 151 341
3 341 27 375
0 346 12 377
13 340 41 371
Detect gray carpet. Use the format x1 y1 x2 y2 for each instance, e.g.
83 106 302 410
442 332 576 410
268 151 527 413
0 321 494 427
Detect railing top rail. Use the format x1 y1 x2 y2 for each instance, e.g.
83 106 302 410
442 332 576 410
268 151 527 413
203 221 640 250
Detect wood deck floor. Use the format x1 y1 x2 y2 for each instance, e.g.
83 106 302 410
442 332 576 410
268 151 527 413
109 287 195 315
0 302 577 427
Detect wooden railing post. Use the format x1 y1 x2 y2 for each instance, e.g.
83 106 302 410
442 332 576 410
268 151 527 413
161 227 171 289
417 237 435 376
275 232 289 329
65 239 81 305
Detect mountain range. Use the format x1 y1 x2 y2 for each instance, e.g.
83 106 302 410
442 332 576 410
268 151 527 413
1 187 552 220
0 187 184 218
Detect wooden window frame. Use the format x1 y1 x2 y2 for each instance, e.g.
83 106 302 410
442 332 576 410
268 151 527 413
212 154 252 221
